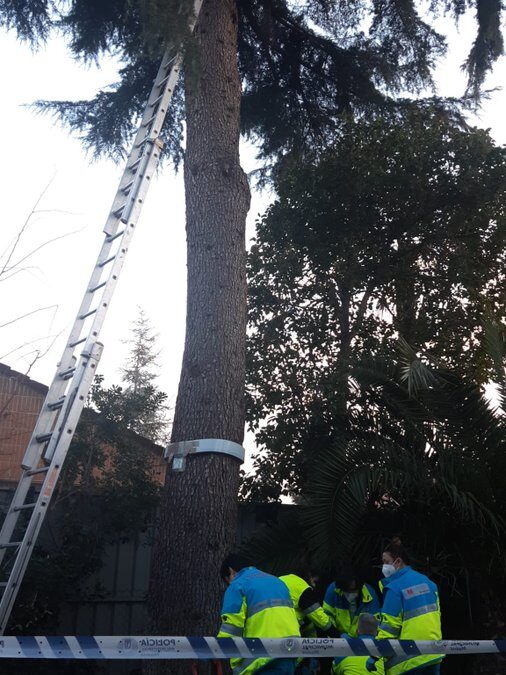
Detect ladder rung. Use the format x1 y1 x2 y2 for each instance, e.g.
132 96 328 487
36 432 52 443
89 282 107 293
98 255 116 268
128 157 142 173
150 93 164 108
26 466 50 476
79 308 97 320
121 180 134 194
135 137 148 149
157 63 177 88
13 503 36 512
143 113 158 129
0 542 22 549
59 367 76 380
112 203 127 218
47 398 64 411
69 337 86 348
106 230 126 244
0 582 7 587
161 53 177 69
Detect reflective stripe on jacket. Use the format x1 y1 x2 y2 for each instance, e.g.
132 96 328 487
280 574 332 637
323 582 380 637
378 566 443 675
218 566 300 675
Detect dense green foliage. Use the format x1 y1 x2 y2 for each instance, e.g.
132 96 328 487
245 107 506 500
244 336 505 573
0 1 503 161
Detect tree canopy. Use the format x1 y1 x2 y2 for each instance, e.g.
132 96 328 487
1 1 503 160
245 106 506 500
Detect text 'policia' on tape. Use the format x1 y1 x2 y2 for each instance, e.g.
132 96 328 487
0 636 505 660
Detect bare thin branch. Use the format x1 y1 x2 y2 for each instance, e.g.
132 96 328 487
0 333 61 360
0 266 40 283
1 228 84 277
0 305 58 329
0 176 55 277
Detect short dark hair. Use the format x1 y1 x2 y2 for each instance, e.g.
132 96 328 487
334 564 364 592
383 537 411 565
220 553 250 581
289 561 315 584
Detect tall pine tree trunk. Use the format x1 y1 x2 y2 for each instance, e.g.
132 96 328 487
145 1 250 671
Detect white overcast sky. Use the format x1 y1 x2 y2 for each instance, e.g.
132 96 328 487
0 9 504 424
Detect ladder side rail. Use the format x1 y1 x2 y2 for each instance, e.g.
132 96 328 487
19 359 76 471
82 138 165 357
18 45 187 467
0 476 39 567
103 0 202 236
0 358 79 567
43 138 165 464
11 218 119 471
142 0 204 147
0 344 103 634
0 0 203 631
58 50 186 358
103 49 180 235
0 59 177 561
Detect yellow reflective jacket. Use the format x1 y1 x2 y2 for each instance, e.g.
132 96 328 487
280 574 332 637
333 655 386 675
218 566 300 675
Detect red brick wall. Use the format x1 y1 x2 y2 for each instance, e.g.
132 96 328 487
0 364 166 488
0 365 46 485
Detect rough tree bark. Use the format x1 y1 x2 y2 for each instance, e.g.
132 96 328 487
145 1 250 673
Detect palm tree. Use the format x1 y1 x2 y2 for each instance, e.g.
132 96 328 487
244 331 505 583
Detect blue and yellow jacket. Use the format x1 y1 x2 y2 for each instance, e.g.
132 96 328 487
332 634 385 675
377 566 443 675
280 574 333 637
323 583 380 637
218 566 300 675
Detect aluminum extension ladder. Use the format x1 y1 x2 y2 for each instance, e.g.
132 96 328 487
0 1 203 634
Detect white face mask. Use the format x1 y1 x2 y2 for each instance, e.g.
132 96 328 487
382 563 396 578
344 591 359 602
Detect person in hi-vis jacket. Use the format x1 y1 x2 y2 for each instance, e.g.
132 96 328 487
324 565 380 637
219 553 300 675
367 539 444 675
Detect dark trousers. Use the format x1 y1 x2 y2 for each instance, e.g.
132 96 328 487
258 659 297 675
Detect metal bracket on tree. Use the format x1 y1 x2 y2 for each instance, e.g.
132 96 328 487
164 439 245 471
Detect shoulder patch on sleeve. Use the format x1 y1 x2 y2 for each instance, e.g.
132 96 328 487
402 583 430 600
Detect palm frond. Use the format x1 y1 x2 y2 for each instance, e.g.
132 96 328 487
397 337 444 396
482 317 506 414
239 507 311 574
